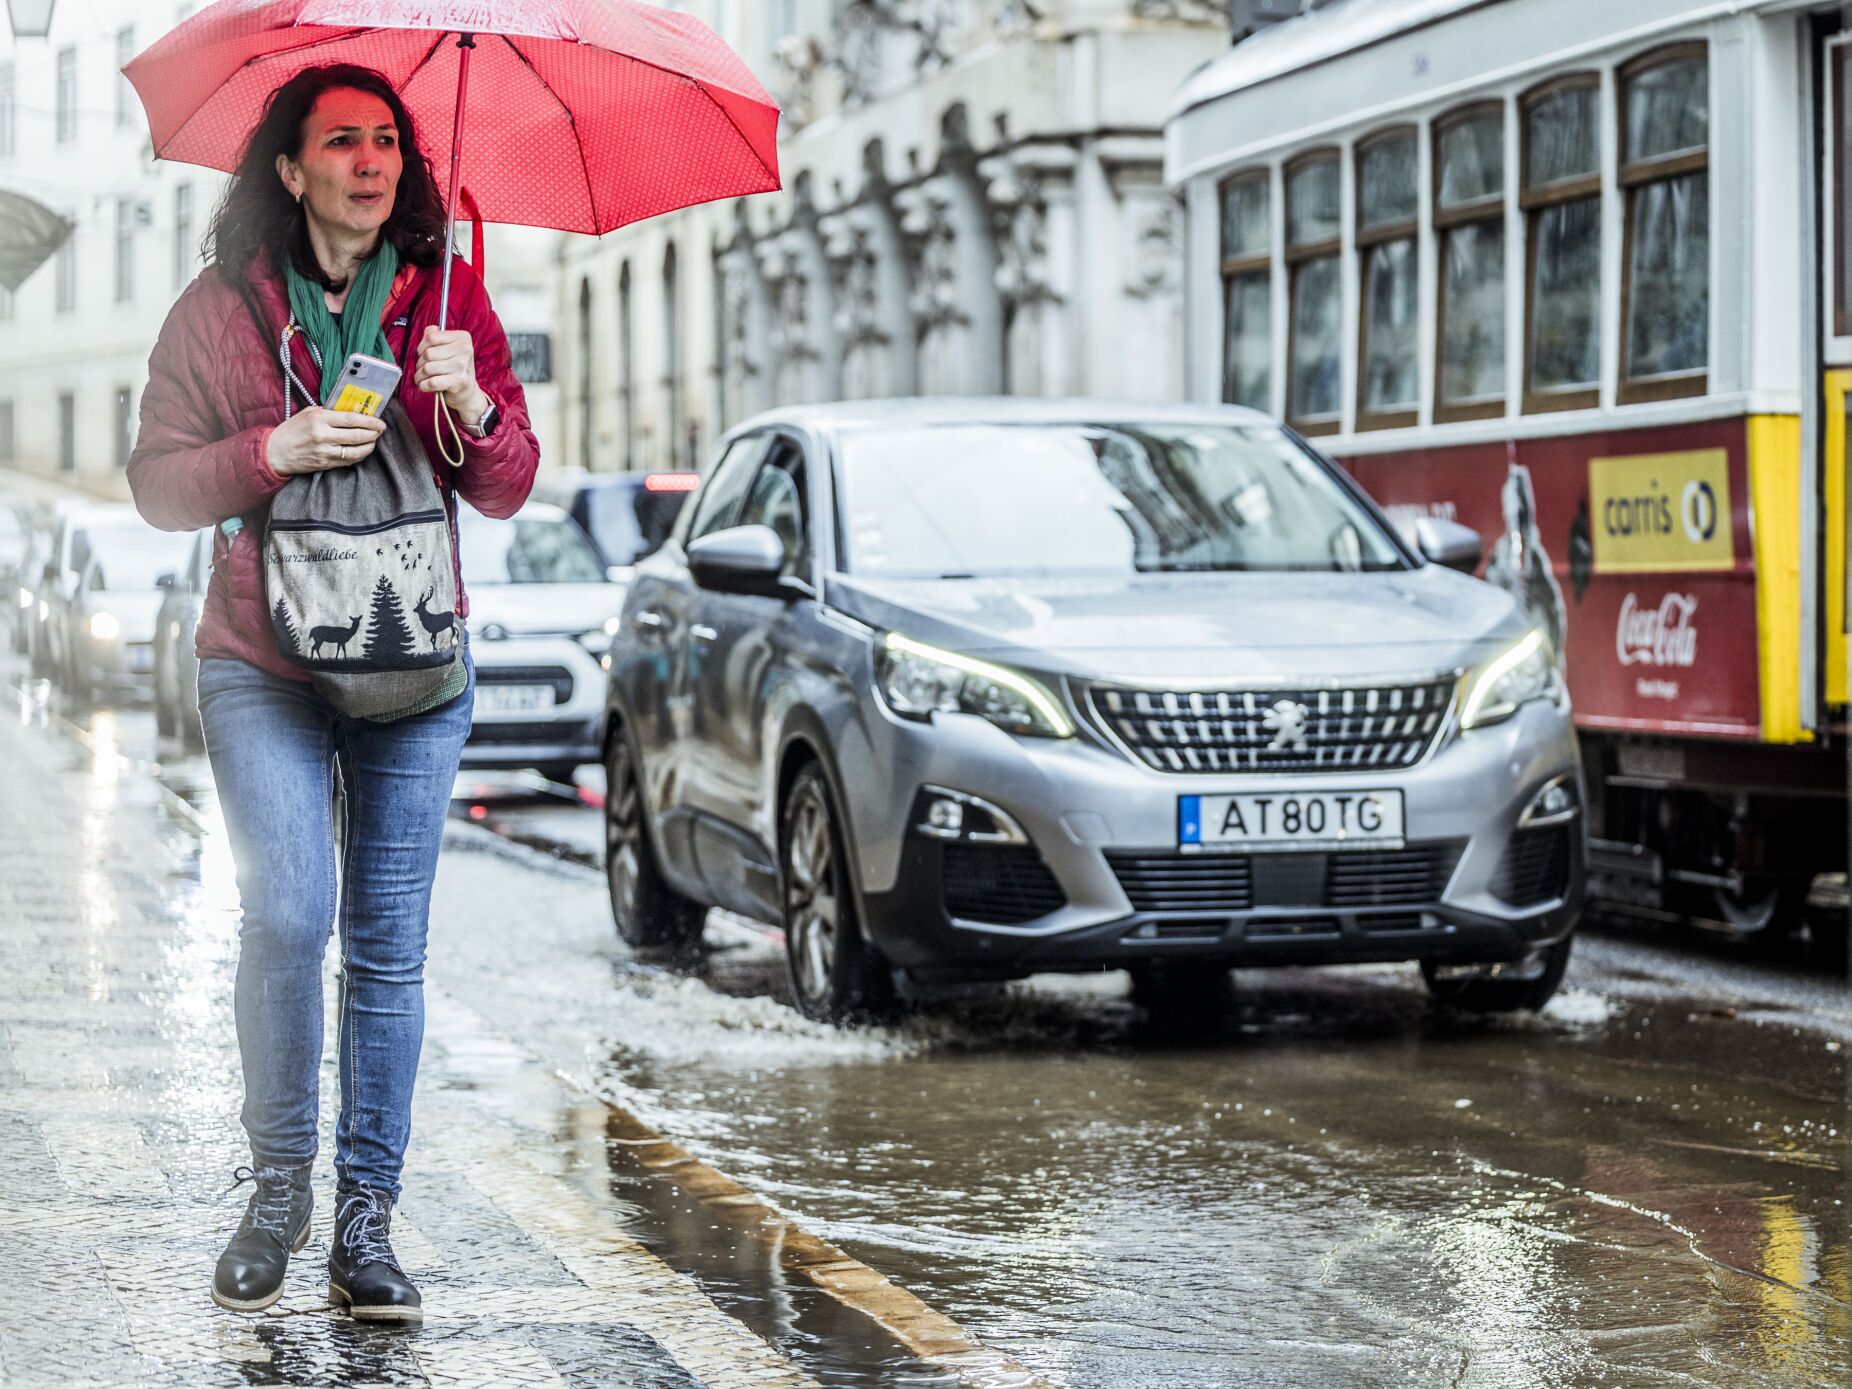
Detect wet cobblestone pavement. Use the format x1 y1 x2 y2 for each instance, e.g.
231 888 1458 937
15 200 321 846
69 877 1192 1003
0 708 856 1388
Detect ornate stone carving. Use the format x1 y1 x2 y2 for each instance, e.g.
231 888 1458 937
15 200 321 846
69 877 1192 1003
1127 194 1182 298
1130 0 1226 21
770 33 825 130
895 184 967 332
987 169 1058 309
822 212 888 349
996 0 1045 38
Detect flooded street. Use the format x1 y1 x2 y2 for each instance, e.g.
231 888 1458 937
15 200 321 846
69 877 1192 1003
6 653 1851 1388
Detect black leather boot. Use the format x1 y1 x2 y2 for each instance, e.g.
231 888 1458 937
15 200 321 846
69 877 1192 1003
327 1184 422 1324
212 1163 314 1312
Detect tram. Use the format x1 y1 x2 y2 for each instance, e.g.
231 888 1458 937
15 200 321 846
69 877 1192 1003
1166 0 1852 933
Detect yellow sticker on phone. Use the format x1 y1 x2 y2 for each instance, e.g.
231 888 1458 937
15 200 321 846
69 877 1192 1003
330 383 385 417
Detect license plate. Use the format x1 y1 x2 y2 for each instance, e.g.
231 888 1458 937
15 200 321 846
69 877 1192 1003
475 683 555 716
1179 790 1405 852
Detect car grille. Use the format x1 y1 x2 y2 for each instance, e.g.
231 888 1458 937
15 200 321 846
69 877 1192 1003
1086 679 1455 774
476 664 575 701
465 718 591 745
1491 826 1573 906
941 844 1066 925
1107 842 1464 913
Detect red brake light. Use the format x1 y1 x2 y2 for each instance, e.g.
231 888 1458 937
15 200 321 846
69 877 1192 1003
644 473 701 493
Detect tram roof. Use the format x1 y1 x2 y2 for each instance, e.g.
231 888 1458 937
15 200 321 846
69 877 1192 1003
1172 0 1497 119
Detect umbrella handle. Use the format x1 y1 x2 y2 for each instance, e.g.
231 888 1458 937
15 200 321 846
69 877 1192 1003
437 32 476 334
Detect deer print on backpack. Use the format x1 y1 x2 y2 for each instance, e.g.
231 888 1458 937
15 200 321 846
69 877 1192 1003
310 614 364 660
413 588 454 650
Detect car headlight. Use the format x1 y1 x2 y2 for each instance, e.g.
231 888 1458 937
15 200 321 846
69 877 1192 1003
1460 630 1562 730
573 616 623 655
88 611 120 642
875 633 1074 738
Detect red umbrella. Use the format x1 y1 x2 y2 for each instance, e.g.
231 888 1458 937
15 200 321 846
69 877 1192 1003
123 0 781 325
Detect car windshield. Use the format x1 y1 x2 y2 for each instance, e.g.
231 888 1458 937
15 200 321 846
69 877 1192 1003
460 514 607 585
836 422 1406 578
90 532 185 590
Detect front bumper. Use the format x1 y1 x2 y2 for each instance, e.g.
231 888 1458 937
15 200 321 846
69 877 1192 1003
846 694 1584 979
462 634 606 769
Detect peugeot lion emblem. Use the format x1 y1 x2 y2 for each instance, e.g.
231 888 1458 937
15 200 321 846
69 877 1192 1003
1263 699 1312 754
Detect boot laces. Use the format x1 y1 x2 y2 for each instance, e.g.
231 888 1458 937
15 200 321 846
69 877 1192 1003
337 1188 404 1272
229 1164 302 1242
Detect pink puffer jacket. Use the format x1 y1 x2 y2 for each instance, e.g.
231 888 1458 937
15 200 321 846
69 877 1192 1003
127 252 539 682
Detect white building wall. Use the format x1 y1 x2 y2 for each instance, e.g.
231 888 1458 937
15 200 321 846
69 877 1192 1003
555 0 1230 477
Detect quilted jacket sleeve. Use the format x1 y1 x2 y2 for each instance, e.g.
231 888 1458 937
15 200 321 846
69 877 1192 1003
127 276 288 532
447 259 540 521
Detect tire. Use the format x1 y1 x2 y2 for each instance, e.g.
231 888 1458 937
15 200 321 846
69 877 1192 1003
604 732 706 951
1421 934 1573 1013
780 764 894 1024
153 653 177 738
1707 878 1809 937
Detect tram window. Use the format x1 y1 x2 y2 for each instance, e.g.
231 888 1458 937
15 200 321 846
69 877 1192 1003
1357 128 1419 430
1620 45 1709 402
1286 150 1342 434
1522 76 1602 413
1434 103 1506 422
1219 169 1271 411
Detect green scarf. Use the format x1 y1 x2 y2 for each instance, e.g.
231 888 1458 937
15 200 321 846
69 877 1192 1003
284 241 401 405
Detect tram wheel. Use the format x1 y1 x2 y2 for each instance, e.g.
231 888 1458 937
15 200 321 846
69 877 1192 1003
1704 878 1810 937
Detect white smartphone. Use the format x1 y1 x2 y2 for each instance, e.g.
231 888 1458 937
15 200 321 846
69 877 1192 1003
329 351 403 417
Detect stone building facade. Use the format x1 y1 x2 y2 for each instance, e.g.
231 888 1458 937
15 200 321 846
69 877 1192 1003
557 0 1229 475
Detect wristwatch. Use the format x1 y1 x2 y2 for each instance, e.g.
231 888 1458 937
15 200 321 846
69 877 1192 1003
463 399 500 439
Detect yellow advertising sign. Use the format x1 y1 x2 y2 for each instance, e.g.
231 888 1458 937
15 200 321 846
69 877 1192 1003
1589 448 1735 573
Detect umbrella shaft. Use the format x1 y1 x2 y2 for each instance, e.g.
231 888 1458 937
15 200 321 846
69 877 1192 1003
438 32 476 333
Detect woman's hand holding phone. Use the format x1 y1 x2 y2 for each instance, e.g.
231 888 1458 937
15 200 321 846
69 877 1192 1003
265 407 388 478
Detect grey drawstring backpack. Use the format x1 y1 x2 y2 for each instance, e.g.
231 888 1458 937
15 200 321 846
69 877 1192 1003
259 311 462 720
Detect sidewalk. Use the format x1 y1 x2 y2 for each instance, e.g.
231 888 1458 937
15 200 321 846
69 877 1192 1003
0 701 824 1387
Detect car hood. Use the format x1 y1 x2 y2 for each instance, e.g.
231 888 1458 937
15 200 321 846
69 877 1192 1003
463 583 624 637
90 590 166 643
827 568 1531 682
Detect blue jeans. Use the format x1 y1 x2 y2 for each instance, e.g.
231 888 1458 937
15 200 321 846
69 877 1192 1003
197 653 473 1196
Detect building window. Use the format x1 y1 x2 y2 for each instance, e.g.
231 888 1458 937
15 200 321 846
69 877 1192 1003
1355 128 1418 430
664 242 683 468
0 63 15 159
578 277 593 470
115 199 135 304
58 393 76 472
55 218 76 313
56 47 76 145
1285 149 1342 434
1434 103 1507 421
618 260 635 470
1218 169 1271 411
1521 75 1601 413
0 400 14 464
117 27 136 128
1620 44 1708 403
174 184 193 288
114 387 134 469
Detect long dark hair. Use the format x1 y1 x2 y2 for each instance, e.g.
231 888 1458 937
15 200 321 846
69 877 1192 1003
202 64 446 291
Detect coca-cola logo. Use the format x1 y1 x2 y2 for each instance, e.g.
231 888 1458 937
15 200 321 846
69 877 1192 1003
1616 592 1698 668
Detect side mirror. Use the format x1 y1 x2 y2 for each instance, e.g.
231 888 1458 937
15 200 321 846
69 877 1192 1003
1413 517 1483 574
687 525 788 599
155 572 177 591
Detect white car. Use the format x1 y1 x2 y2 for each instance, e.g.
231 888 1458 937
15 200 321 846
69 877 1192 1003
457 501 626 781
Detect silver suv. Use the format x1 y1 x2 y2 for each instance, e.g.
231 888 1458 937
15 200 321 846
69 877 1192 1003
601 400 1583 1022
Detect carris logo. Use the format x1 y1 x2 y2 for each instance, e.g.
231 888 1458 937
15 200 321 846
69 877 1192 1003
1616 592 1698 668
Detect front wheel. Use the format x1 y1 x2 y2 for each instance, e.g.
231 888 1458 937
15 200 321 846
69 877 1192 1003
1421 934 1573 1013
780 765 894 1024
604 733 706 952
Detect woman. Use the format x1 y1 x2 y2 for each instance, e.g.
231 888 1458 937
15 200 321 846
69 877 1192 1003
128 64 538 1322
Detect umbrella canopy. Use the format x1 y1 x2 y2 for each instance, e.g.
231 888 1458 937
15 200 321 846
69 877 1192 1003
122 0 782 238
0 189 73 294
